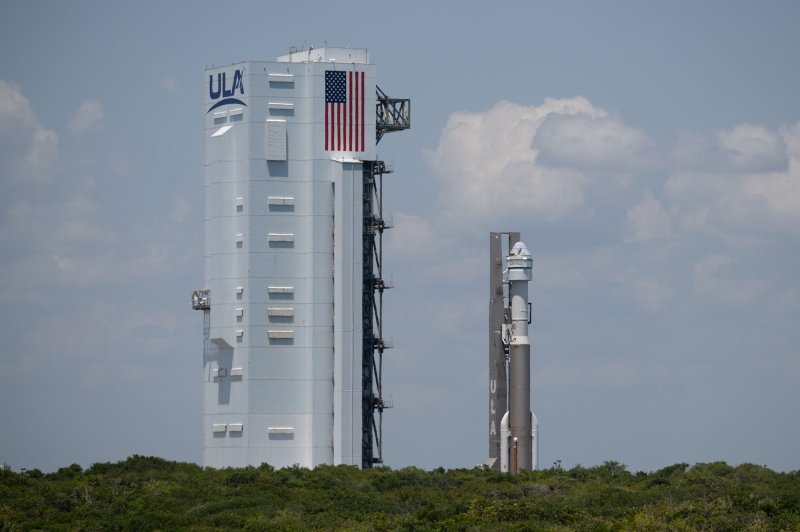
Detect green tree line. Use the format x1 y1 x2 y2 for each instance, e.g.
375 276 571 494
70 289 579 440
1 456 798 530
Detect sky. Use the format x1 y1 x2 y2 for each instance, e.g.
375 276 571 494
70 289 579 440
1 1 798 473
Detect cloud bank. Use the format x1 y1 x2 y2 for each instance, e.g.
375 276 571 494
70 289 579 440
425 96 799 240
426 97 607 225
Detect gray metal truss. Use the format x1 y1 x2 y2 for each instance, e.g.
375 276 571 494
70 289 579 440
376 86 410 144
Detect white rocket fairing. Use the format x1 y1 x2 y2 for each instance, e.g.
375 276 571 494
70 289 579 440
493 238 537 473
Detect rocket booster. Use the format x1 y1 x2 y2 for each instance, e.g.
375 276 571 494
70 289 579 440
507 241 536 473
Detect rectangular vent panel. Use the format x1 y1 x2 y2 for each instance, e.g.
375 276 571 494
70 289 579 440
267 196 294 206
268 286 294 294
268 233 294 242
268 73 294 83
266 119 287 161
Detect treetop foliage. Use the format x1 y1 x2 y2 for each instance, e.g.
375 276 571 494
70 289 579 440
1 456 798 530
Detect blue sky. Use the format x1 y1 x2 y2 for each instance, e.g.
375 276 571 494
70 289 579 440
1 0 798 473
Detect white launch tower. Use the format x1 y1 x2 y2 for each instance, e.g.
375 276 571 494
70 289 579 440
192 48 409 469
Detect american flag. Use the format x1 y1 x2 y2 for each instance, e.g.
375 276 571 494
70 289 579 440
325 70 365 152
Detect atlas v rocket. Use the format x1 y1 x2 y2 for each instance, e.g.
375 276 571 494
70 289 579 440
488 232 538 473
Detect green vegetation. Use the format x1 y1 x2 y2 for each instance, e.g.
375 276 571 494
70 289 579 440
1 457 798 530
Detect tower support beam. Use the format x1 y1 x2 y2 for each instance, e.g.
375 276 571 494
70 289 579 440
362 160 392 467
488 232 518 469
376 86 410 144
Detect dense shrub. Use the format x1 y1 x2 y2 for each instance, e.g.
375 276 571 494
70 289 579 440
1 458 798 529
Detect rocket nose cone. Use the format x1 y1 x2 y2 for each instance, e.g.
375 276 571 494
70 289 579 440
510 241 531 257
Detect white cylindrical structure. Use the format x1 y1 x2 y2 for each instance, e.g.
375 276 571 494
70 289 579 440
507 241 533 473
201 49 376 469
531 411 538 471
500 411 510 473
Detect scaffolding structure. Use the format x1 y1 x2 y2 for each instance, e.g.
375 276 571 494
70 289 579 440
361 87 409 467
488 232 519 470
362 160 390 466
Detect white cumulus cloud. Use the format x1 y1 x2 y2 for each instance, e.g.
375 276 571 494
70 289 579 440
427 97 605 226
741 123 800 225
535 113 653 171
68 99 104 134
717 123 787 172
693 254 770 305
625 192 674 243
667 122 800 233
672 123 788 174
0 80 58 183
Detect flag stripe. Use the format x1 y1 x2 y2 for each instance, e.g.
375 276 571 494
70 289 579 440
358 71 362 150
348 71 353 151
360 71 365 151
355 71 359 151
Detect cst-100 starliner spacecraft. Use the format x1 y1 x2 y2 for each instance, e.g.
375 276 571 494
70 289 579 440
488 233 538 473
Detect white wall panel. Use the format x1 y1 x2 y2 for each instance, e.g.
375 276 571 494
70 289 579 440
248 446 303 470
249 252 308 278
204 161 242 186
204 52 374 469
249 181 305 216
249 347 307 379
206 124 249 163
250 379 307 413
203 379 248 414
204 447 249 469
312 303 334 325
204 181 246 216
